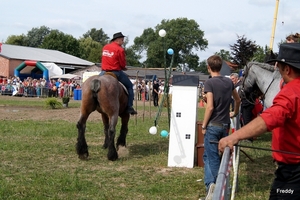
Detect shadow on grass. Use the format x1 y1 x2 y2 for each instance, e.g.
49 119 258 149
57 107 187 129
128 139 169 158
237 153 274 198
84 139 169 162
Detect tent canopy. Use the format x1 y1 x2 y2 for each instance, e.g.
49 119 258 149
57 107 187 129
51 74 78 79
41 62 63 77
18 62 62 77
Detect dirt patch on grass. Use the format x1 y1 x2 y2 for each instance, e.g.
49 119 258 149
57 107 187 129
0 96 99 122
0 95 154 122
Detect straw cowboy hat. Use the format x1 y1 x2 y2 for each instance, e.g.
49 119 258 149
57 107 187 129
267 43 300 69
111 32 125 42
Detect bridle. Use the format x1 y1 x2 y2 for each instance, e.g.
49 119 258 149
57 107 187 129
260 69 279 102
239 64 257 105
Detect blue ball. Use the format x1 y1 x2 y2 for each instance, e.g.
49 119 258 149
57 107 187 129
167 48 174 55
160 130 169 137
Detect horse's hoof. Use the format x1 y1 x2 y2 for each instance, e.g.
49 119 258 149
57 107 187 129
108 152 118 161
117 146 129 158
116 144 126 150
78 154 89 160
108 156 118 161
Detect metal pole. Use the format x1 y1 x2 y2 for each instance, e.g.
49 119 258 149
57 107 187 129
166 55 174 127
162 39 171 127
213 147 231 200
155 29 167 127
148 81 151 118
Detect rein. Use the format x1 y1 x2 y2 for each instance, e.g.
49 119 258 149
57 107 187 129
260 69 280 108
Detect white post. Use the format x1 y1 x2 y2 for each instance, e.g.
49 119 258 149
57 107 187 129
167 75 199 168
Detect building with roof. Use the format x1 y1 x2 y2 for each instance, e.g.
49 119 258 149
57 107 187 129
0 44 95 78
0 43 216 82
124 67 210 82
71 64 210 83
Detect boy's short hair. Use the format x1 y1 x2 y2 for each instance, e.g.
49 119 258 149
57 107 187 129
207 55 223 72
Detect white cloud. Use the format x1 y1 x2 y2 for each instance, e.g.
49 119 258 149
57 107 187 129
1 0 299 60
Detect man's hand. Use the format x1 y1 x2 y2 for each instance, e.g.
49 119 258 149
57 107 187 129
229 112 236 118
123 67 128 71
218 135 239 153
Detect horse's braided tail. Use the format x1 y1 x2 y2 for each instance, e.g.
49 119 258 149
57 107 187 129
90 79 101 98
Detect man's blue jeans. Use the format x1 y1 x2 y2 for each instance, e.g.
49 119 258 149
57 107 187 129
100 70 134 108
203 124 229 190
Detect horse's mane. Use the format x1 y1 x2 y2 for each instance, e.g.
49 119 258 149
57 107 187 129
247 61 275 72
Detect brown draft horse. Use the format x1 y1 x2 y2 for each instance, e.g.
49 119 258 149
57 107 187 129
76 74 130 161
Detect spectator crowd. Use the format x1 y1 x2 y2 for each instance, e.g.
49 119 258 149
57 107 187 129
0 76 81 98
1 75 204 107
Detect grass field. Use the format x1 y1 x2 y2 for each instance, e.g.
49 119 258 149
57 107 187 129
0 96 275 200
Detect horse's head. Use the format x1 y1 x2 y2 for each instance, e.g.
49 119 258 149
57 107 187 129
241 64 256 94
239 63 262 103
240 61 280 107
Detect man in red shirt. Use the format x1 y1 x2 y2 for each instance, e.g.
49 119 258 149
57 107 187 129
100 32 137 115
219 43 300 199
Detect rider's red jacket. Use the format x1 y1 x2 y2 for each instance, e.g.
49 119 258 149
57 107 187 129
260 77 300 164
101 42 126 71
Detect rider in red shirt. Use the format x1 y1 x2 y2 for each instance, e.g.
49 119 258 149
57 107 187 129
219 43 300 199
100 32 137 115
101 41 126 71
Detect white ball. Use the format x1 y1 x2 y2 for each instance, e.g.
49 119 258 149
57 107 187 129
149 126 157 135
159 29 166 37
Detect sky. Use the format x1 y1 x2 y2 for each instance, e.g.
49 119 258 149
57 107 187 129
1 0 300 62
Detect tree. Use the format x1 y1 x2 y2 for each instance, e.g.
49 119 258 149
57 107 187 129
6 26 51 47
79 37 103 63
132 28 159 66
124 45 142 67
25 26 51 47
82 28 109 46
132 18 208 71
197 60 208 74
229 35 258 69
121 36 140 66
252 45 270 63
215 49 231 61
5 34 27 46
40 30 81 57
